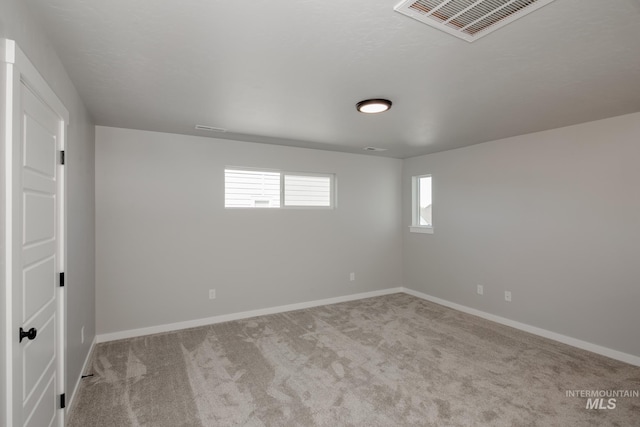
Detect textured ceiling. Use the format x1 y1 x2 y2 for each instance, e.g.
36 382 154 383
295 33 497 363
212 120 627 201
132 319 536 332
26 0 640 158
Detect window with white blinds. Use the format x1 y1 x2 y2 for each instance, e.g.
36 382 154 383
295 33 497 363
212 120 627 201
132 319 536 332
224 169 281 208
284 174 332 207
225 169 334 208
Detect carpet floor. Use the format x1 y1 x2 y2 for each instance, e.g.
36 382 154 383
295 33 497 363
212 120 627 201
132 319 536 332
68 293 640 426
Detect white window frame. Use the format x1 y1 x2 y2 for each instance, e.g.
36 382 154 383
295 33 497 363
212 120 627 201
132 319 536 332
410 174 433 234
224 167 335 209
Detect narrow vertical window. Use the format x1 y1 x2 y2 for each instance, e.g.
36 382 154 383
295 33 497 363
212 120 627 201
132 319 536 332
411 174 433 233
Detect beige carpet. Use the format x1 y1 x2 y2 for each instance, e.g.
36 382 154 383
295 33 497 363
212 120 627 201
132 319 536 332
68 294 640 426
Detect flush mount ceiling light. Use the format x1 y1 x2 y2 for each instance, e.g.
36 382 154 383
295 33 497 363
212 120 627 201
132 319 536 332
356 99 392 114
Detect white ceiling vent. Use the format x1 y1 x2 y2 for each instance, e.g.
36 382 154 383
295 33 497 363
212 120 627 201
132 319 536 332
394 0 557 42
195 124 227 132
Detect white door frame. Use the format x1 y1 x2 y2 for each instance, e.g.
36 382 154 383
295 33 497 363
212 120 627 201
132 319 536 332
2 38 69 427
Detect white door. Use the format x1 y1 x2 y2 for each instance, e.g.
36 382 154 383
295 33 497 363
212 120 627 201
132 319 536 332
9 79 65 426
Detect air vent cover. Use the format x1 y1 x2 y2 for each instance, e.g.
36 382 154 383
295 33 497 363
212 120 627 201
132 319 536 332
195 124 227 132
394 0 557 42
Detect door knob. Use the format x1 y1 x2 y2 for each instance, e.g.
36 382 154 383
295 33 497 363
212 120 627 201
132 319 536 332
19 327 37 343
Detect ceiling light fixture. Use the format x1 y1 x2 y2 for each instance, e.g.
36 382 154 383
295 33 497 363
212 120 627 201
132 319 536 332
356 99 392 114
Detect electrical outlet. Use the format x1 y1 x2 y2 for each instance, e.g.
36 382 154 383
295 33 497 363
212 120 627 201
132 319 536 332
350 272 355 281
477 285 483 295
209 289 216 300
505 291 512 302
81 326 85 344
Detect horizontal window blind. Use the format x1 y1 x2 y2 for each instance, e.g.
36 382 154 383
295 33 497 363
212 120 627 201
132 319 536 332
284 174 332 207
224 169 280 208
225 168 334 209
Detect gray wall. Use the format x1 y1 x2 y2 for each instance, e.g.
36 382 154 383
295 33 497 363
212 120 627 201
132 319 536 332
403 112 640 357
0 0 96 420
95 126 403 335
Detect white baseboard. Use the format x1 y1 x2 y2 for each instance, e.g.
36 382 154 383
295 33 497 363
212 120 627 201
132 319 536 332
66 335 97 415
95 286 639 367
97 287 404 343
402 287 640 367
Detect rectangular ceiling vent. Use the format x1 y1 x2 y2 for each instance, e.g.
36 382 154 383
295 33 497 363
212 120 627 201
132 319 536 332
195 124 227 132
394 0 557 42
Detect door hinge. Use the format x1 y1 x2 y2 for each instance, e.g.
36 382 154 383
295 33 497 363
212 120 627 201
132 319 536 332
59 150 65 165
60 393 66 409
59 272 65 287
